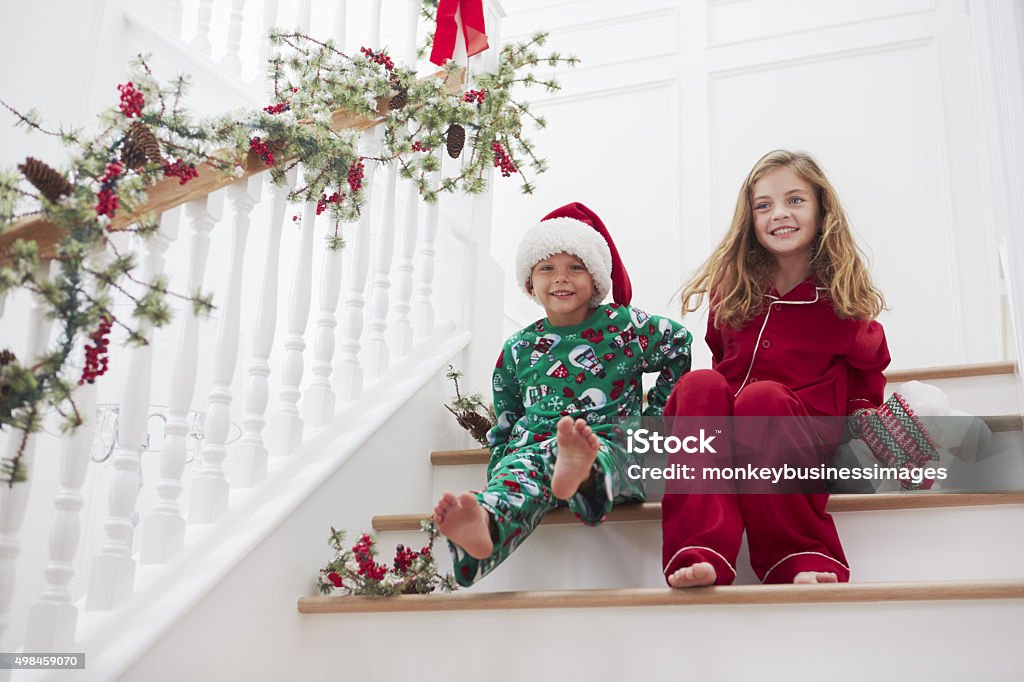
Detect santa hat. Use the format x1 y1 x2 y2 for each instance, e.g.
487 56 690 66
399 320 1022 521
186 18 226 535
515 202 632 307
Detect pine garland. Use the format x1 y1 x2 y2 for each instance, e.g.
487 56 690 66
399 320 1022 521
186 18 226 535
0 9 577 485
444 364 496 446
316 520 456 596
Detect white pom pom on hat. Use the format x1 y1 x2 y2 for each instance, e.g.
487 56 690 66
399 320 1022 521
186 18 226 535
515 202 632 307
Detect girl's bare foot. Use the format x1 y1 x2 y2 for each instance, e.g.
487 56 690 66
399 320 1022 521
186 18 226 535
667 562 717 588
793 571 838 584
550 416 600 499
432 491 493 559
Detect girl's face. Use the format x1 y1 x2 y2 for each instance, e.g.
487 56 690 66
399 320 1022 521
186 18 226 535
750 166 822 267
527 252 595 326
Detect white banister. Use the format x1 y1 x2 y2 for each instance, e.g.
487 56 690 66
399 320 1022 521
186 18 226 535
167 0 184 39
387 0 424 358
364 163 397 378
268 183 316 457
368 0 383 47
334 131 382 400
139 196 221 563
302 219 344 427
190 0 214 57
222 0 246 76
412 162 441 339
296 0 313 34
258 0 281 91
86 211 176 611
23 247 113 651
233 171 294 481
0 260 54 664
333 0 348 50
189 176 260 520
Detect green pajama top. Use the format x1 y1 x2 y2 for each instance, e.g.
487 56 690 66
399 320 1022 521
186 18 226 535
487 303 693 477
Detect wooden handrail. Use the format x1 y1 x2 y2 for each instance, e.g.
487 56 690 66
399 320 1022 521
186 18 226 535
0 69 463 264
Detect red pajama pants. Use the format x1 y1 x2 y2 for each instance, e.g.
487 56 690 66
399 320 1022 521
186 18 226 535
661 369 850 585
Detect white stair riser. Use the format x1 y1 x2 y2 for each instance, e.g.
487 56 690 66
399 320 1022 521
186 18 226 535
393 505 1024 592
292 599 1024 682
885 373 1020 415
432 432 1024 501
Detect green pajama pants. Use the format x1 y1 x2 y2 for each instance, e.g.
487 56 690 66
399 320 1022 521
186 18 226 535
449 436 643 587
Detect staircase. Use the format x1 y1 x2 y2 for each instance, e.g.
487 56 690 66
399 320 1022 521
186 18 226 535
3 1 1024 680
292 364 1024 680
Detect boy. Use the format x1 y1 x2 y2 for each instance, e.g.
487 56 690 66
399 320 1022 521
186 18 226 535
433 202 692 587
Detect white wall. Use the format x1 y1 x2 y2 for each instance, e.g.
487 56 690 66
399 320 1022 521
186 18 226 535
490 0 1018 372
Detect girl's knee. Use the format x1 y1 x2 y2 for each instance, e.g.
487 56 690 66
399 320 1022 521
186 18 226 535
666 369 732 416
734 381 800 417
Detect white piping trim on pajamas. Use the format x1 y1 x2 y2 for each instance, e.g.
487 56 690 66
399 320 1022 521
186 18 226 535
761 550 849 582
734 287 827 397
664 545 737 577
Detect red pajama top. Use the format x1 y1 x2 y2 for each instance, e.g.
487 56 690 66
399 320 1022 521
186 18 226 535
707 277 890 417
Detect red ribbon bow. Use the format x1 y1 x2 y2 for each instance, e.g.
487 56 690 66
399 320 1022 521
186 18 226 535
430 0 489 66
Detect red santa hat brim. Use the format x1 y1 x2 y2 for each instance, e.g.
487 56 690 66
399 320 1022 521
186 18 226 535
515 202 631 307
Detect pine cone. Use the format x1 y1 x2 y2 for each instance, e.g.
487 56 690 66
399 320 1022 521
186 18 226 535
458 410 494 446
445 123 465 159
0 349 15 367
18 157 73 203
388 89 408 111
128 121 163 164
121 139 147 169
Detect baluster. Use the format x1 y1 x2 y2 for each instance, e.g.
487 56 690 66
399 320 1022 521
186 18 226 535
302 218 344 427
267 174 316 457
222 0 246 76
296 0 312 33
233 170 294 481
0 261 54 660
368 0 383 47
139 197 221 563
23 251 113 651
364 162 397 378
168 0 184 39
189 176 261 522
190 0 214 57
86 214 175 611
387 0 424 358
258 0 281 87
334 130 382 400
412 161 441 339
332 0 347 50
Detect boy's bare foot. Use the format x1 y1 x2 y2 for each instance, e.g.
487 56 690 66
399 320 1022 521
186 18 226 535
667 562 717 588
433 491 494 559
793 571 838 584
550 416 600 499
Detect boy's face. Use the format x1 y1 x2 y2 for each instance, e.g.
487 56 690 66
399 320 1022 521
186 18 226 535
526 252 596 326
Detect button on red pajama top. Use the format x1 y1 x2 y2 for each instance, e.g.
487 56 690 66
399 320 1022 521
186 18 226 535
661 277 891 584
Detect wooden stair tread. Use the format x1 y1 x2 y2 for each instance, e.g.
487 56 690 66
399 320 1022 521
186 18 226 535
373 493 1024 531
884 361 1015 382
432 415 1023 466
298 579 1024 614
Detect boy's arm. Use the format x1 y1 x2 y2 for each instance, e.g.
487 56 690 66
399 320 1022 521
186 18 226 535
638 309 693 416
486 340 525 461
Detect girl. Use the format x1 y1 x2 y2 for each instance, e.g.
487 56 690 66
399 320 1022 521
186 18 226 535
662 150 889 587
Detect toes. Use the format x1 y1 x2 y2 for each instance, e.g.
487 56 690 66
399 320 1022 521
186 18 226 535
456 491 478 508
557 415 574 436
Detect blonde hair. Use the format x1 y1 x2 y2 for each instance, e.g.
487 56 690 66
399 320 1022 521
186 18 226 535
681 150 885 328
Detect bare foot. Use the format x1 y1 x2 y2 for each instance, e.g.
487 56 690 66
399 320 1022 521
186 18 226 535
432 491 493 559
793 571 838 584
667 561 717 588
550 416 600 499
